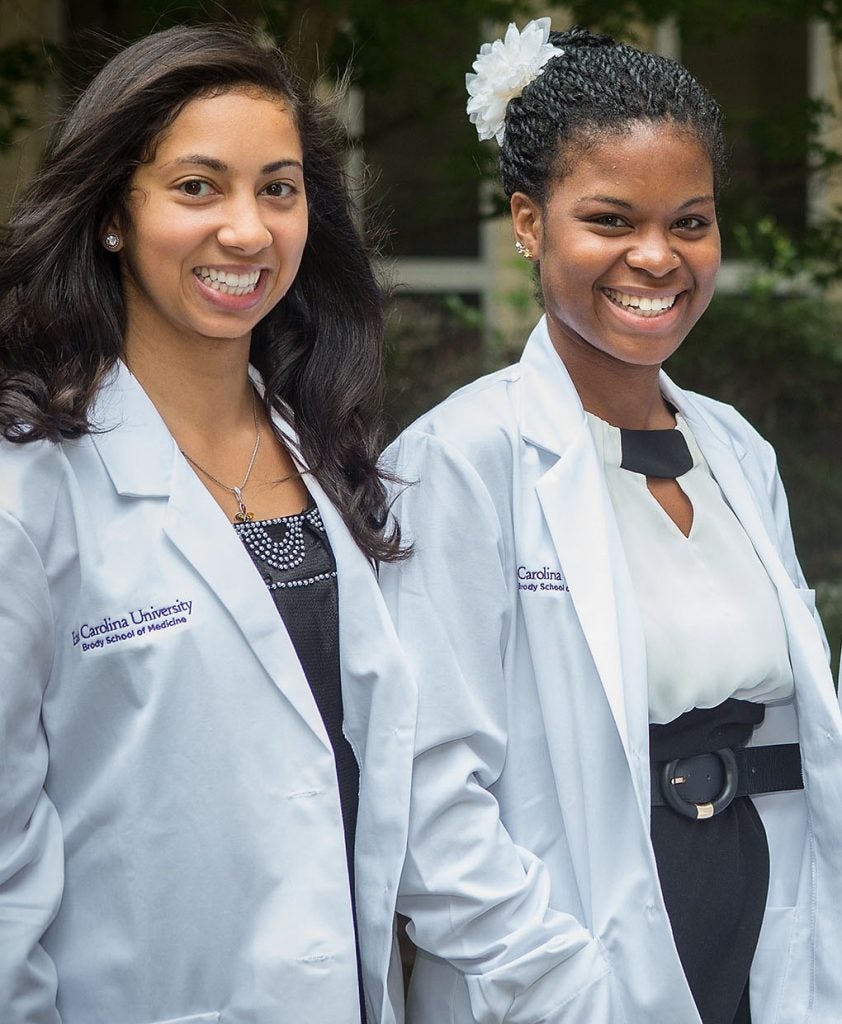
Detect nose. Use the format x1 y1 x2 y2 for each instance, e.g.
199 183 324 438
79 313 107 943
625 231 679 278
216 193 273 254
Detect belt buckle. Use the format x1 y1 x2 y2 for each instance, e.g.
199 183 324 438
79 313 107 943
659 747 739 820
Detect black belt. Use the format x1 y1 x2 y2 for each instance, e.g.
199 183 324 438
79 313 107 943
651 743 803 820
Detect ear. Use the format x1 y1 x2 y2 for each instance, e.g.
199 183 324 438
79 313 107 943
511 192 543 259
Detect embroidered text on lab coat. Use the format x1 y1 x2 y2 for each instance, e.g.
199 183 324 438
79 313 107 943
517 564 570 593
71 598 194 651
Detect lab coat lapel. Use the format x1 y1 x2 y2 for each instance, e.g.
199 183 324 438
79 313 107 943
661 374 840 721
164 459 331 748
662 375 807 602
303 473 417 766
661 375 778 565
518 321 648 771
535 434 636 748
271 413 416 1023
91 362 331 748
307 473 416 1018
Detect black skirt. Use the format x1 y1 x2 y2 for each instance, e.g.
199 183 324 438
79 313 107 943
650 699 769 1024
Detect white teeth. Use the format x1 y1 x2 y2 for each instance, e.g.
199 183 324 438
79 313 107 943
195 267 261 295
604 288 677 317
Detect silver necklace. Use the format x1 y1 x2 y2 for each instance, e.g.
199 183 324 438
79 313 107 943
181 389 260 523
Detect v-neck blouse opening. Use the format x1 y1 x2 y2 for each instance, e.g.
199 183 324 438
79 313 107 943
585 410 794 724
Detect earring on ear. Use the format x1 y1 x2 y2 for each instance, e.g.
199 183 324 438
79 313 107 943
515 240 533 260
103 233 121 251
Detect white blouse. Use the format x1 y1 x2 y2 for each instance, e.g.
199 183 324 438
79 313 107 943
587 412 794 724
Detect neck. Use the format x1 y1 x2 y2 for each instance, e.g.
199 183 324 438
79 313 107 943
558 347 674 430
122 330 256 444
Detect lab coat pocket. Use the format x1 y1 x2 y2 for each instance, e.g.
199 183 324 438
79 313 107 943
795 586 817 615
530 963 629 1024
749 906 797 1024
469 938 628 1024
533 951 628 1024
410 940 627 1024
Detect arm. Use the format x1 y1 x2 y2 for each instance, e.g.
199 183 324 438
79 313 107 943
381 431 612 1024
0 510 64 1023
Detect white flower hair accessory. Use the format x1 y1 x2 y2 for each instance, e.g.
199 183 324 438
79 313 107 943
466 18 564 145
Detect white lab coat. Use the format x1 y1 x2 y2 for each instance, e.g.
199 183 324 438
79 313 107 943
380 317 842 1024
0 361 416 1024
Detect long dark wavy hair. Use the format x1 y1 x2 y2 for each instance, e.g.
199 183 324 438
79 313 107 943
0 24 402 561
499 26 727 202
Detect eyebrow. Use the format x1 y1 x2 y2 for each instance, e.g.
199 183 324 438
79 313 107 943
576 194 715 210
165 155 304 174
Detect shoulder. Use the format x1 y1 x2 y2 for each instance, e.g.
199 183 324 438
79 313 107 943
674 386 778 469
403 362 521 439
0 435 69 500
0 436 82 550
385 363 523 489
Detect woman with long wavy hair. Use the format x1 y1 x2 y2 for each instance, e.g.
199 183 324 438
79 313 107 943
0 23 414 1024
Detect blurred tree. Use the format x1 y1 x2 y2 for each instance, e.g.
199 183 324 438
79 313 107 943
50 0 533 87
565 0 842 39
0 39 53 148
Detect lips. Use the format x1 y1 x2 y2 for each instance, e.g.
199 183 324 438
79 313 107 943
603 287 678 317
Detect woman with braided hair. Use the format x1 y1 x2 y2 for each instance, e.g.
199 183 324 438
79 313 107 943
381 21 842 1024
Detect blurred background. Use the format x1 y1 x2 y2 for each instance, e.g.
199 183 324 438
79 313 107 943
2 0 841 666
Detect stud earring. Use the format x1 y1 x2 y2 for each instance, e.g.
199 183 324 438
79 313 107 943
515 240 533 260
103 233 121 251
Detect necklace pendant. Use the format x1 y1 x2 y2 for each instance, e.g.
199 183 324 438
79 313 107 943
233 487 254 524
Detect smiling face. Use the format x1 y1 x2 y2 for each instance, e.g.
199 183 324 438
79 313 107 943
110 88 308 358
511 121 720 380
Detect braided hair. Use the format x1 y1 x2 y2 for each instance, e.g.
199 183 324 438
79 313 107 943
500 26 725 202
